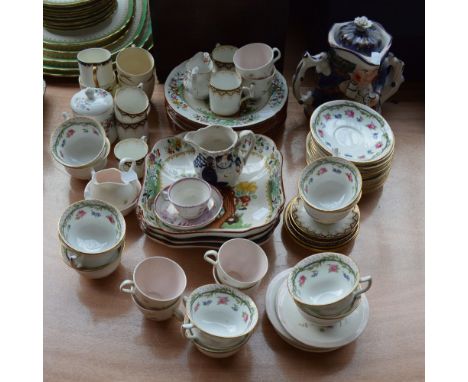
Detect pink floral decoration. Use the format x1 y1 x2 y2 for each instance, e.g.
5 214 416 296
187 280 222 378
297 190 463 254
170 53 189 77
346 172 353 182
75 210 86 220
375 142 383 149
317 167 328 175
106 215 115 224
345 110 355 118
242 312 249 322
66 129 75 138
328 264 339 273
367 123 376 130
299 275 306 286
318 129 324 137
324 113 332 120
217 296 229 305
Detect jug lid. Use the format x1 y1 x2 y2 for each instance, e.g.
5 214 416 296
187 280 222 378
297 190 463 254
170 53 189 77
70 87 113 116
328 16 392 66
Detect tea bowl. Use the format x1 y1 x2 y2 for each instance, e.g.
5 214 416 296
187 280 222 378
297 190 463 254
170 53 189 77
181 284 258 349
298 157 362 224
50 114 110 180
287 252 372 317
58 199 126 268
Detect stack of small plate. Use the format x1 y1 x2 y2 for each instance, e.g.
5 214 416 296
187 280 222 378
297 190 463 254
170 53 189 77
44 0 117 31
266 263 370 352
43 0 154 77
283 196 359 251
164 62 288 133
307 100 395 194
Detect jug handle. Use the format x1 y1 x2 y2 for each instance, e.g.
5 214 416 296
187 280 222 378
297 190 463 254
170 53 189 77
238 130 255 164
378 53 405 105
292 51 330 106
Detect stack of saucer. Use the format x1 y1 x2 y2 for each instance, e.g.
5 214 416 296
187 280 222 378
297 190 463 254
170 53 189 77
284 156 362 251
44 0 117 31
181 284 258 358
266 253 371 352
58 200 126 279
307 100 395 194
284 196 360 251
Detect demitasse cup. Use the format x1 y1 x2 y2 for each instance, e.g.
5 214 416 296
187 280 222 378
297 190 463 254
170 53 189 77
212 43 238 71
242 69 276 100
287 252 372 317
114 136 148 178
114 84 150 139
298 157 362 224
209 70 254 116
77 48 115 89
233 43 281 79
203 238 268 289
120 257 187 309
163 178 212 220
181 284 258 349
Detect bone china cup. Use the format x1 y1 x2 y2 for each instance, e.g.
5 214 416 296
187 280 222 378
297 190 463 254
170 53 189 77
181 284 258 349
58 200 126 268
287 252 372 317
242 69 276 100
77 48 115 89
165 178 212 220
50 114 110 180
114 84 150 139
233 43 281 79
212 43 238 70
209 70 254 116
204 238 268 289
120 257 187 309
298 157 362 224
114 136 149 178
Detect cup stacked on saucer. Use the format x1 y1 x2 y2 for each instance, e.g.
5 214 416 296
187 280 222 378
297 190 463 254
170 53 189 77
307 100 395 194
284 156 362 251
266 253 372 352
180 284 259 358
58 199 126 279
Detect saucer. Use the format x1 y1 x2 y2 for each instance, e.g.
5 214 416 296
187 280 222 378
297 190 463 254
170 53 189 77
153 185 223 231
276 279 369 349
265 269 339 352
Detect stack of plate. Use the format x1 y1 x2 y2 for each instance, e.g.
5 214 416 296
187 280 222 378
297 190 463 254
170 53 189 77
307 100 395 194
283 196 360 251
136 133 285 248
164 62 288 133
266 268 369 352
44 0 117 31
43 0 154 77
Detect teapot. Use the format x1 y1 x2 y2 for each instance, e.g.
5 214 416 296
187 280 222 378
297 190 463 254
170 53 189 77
292 16 404 114
183 125 255 187
183 52 213 100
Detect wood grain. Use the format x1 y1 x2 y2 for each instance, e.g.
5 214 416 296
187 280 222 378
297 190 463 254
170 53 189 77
43 80 424 381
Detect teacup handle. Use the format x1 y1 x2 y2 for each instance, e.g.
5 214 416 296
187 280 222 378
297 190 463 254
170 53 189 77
203 250 219 266
353 276 372 301
181 323 196 340
92 64 100 88
118 158 136 173
238 130 255 163
272 47 282 64
240 84 254 104
141 135 148 143
119 280 136 294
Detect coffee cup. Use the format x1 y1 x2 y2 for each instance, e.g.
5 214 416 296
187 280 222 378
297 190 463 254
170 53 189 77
114 136 149 178
114 83 150 139
212 43 237 71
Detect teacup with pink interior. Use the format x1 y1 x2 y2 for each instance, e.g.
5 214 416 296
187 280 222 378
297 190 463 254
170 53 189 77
233 43 281 80
120 257 187 309
203 238 269 289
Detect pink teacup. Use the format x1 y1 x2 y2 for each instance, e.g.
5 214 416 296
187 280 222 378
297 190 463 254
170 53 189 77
120 257 187 309
233 43 281 80
203 238 269 289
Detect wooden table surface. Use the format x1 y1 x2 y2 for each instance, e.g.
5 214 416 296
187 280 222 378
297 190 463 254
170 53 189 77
43 82 424 381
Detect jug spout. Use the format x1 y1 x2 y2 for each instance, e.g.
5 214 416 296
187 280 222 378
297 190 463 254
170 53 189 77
183 125 238 155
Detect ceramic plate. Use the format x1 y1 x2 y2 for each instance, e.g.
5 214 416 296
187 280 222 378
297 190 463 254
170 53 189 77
276 279 369 349
310 100 394 163
137 133 284 238
153 185 223 231
265 269 339 352
164 62 288 129
43 0 135 49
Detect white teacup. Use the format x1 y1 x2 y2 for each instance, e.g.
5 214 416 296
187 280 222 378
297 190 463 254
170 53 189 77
114 136 149 178
77 48 115 89
204 238 268 289
114 84 150 139
181 284 258 349
209 70 253 116
164 177 212 220
287 252 372 317
242 69 276 100
120 257 187 309
212 43 237 71
233 43 281 79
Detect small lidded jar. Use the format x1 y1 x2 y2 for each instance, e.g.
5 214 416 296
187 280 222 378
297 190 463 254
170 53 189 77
70 87 117 144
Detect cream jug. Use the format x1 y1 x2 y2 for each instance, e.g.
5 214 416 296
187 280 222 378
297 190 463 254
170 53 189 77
183 125 255 187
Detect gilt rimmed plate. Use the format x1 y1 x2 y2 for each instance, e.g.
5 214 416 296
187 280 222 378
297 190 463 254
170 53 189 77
137 133 284 239
310 100 394 163
153 185 223 231
276 279 369 349
43 0 135 50
164 62 288 129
